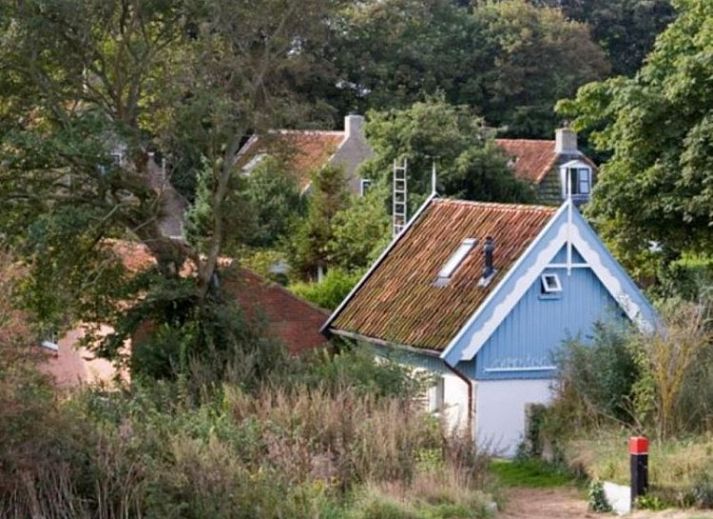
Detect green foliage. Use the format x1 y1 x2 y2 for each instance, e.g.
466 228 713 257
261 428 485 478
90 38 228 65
558 0 713 278
289 268 363 310
362 97 534 213
553 322 639 426
536 0 675 76
242 156 305 247
327 183 392 271
327 0 609 137
476 0 611 138
290 164 351 277
293 346 424 399
588 480 612 512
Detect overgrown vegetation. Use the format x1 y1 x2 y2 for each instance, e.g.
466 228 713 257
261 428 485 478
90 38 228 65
527 298 713 508
0 341 495 518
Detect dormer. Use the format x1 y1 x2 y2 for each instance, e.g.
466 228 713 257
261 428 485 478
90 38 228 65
559 159 592 204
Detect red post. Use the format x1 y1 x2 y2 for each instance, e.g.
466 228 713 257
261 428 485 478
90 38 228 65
629 436 649 505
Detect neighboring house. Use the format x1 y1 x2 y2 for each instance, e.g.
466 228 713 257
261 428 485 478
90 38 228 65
236 114 374 196
496 128 597 205
322 196 657 455
38 241 328 387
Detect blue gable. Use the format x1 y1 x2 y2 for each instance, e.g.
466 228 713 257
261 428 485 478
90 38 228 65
466 261 623 380
442 201 658 370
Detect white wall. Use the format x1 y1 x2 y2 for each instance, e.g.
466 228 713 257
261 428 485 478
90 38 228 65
476 378 554 457
441 372 471 434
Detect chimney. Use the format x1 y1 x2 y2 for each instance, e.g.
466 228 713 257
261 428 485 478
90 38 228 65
482 236 495 279
344 113 365 141
555 127 578 154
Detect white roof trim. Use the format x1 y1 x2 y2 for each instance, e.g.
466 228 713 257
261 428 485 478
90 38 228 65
445 200 655 363
321 193 439 334
440 201 569 364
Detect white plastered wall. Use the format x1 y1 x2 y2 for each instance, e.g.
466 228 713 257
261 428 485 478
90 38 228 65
475 378 554 457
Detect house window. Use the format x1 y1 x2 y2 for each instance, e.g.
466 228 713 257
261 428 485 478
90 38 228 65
568 167 591 195
435 238 477 286
428 376 445 413
360 178 372 196
541 273 562 294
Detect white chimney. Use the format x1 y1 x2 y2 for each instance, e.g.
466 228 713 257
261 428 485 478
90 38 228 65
555 128 578 154
344 114 365 141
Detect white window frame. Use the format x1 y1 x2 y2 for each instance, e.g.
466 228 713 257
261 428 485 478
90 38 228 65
560 160 592 199
541 273 562 294
360 178 372 196
436 238 477 283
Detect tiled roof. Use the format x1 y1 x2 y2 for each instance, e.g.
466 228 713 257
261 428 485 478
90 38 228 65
329 199 557 351
108 240 328 355
236 131 345 191
495 139 558 184
224 270 329 355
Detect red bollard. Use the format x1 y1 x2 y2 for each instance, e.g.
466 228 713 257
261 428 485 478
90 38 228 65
629 436 649 505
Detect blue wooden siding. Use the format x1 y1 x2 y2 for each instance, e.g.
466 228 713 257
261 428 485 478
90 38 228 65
551 244 585 264
463 264 622 381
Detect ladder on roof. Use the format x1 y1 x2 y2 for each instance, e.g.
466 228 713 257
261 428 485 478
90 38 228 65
392 158 408 236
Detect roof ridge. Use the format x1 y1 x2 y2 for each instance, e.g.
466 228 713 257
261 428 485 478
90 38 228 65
273 129 344 136
433 198 557 213
495 138 554 144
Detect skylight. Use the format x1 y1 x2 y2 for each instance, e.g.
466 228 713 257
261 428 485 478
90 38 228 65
437 238 477 281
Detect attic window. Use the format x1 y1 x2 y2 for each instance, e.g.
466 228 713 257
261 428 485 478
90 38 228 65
541 273 562 294
435 238 476 286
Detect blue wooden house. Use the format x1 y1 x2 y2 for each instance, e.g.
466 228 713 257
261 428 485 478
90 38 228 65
322 196 657 455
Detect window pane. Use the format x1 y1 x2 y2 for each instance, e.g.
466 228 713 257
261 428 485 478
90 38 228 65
438 239 476 279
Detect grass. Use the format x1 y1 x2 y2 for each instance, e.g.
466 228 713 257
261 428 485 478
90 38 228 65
489 458 573 488
563 430 713 507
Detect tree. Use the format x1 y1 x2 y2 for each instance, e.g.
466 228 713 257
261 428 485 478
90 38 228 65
0 0 341 376
476 0 611 137
360 97 534 215
327 184 392 272
320 0 609 138
535 0 675 77
291 165 351 279
557 0 713 274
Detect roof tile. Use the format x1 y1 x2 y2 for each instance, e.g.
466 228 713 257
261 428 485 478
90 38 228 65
329 199 556 351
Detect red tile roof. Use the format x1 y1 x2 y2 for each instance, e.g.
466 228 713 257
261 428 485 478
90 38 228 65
224 270 329 355
237 131 345 191
328 199 557 351
495 139 558 184
108 240 328 355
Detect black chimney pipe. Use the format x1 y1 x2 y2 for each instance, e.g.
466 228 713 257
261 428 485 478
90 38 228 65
483 236 495 279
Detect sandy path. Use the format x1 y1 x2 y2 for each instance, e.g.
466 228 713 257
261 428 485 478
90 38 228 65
500 487 713 519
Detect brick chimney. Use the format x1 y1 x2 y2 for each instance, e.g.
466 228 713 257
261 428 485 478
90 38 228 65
555 128 578 154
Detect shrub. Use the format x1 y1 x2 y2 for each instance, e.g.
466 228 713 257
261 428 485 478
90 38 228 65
588 480 611 512
289 268 363 310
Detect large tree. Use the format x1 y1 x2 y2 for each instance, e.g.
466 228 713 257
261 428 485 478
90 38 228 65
536 0 676 77
360 97 534 213
558 0 713 274
319 0 609 138
0 0 340 373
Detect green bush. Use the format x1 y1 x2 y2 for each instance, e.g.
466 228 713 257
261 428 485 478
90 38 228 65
289 268 363 310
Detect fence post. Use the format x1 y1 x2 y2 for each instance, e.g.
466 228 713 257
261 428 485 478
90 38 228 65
629 436 649 506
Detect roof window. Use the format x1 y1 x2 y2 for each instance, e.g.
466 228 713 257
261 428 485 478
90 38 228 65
435 238 476 286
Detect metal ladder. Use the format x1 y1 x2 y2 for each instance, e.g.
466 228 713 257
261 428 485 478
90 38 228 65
392 158 408 236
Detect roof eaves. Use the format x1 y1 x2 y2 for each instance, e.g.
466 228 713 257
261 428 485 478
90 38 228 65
440 199 571 366
320 192 440 335
330 329 443 358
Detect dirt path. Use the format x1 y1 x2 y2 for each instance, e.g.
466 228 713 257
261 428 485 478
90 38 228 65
500 487 713 519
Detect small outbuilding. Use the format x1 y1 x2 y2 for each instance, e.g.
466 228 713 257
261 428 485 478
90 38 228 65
322 196 656 455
